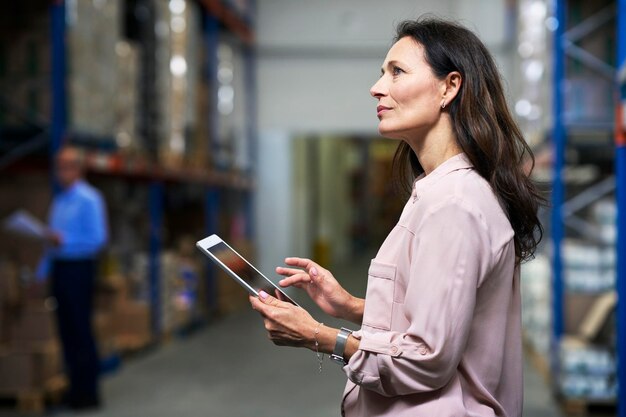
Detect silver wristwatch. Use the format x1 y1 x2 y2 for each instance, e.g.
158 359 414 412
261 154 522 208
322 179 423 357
330 327 353 365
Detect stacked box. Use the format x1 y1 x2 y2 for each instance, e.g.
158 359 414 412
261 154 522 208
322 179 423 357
111 300 152 349
559 338 617 400
9 301 57 350
67 0 120 137
115 41 140 153
0 260 21 345
0 342 61 393
130 245 205 335
592 199 617 244
160 251 202 333
93 311 117 357
190 76 211 170
563 239 614 292
559 289 617 401
94 273 152 352
160 252 180 333
520 253 551 356
0 298 64 395
0 9 51 127
155 0 201 170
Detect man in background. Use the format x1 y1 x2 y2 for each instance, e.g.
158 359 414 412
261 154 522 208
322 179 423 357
38 145 108 410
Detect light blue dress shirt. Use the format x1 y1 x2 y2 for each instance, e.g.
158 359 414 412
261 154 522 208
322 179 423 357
37 180 108 279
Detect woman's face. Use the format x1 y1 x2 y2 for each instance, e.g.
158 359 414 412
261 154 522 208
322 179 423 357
370 37 444 140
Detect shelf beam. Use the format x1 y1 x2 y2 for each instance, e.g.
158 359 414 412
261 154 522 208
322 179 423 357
197 0 254 45
563 40 616 80
564 3 615 43
561 175 615 217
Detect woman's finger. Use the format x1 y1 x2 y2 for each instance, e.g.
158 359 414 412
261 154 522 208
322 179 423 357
249 294 264 311
278 274 312 288
249 291 282 317
275 266 305 277
274 288 286 301
284 257 315 269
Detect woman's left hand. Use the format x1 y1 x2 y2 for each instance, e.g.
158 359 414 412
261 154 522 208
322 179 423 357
249 291 318 349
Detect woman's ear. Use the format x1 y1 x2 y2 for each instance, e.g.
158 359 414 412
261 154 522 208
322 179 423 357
441 71 462 107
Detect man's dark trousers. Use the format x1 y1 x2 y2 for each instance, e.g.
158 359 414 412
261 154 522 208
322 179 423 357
51 259 100 406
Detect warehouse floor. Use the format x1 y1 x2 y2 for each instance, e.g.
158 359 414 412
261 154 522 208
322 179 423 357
39 310 564 417
1 255 565 417
43 312 562 417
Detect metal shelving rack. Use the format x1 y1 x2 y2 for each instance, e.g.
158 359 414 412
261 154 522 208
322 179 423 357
201 0 257 313
552 0 624 412
49 0 257 338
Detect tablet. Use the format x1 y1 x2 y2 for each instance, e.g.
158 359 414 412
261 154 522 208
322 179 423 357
196 234 299 306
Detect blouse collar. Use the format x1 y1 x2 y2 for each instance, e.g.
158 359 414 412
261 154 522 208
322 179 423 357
411 153 473 202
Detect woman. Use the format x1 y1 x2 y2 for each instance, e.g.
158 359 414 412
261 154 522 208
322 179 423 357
250 17 543 417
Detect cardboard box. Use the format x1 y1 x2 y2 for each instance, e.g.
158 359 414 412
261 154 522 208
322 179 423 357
111 300 151 342
0 260 21 311
93 311 117 357
95 289 126 313
0 341 61 393
559 291 618 400
0 349 36 392
95 273 129 311
9 301 57 349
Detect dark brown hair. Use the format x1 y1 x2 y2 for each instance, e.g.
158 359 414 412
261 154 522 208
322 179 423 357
392 17 543 262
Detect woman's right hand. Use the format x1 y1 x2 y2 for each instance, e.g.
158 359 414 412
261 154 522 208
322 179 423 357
276 257 363 324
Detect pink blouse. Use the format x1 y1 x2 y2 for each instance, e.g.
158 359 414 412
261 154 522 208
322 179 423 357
342 153 522 417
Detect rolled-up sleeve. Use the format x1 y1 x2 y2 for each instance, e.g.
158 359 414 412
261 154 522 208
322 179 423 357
344 197 493 396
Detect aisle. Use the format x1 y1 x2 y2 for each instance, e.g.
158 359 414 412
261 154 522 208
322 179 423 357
50 308 349 417
38 309 563 417
0 254 565 417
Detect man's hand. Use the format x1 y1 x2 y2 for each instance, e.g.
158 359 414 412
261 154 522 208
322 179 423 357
46 231 63 247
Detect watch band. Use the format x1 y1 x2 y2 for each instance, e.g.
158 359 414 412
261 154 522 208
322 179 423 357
330 327 353 365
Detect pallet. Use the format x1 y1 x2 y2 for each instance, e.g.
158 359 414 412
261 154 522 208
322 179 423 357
115 334 152 356
0 374 67 414
559 397 616 416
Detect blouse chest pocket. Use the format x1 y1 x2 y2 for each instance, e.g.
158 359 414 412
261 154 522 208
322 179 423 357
361 260 396 331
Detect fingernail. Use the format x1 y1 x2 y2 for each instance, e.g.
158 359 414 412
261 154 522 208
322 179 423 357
310 267 318 276
259 290 269 300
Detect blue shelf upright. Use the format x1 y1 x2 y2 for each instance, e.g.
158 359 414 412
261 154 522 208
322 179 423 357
553 0 623 409
203 10 220 314
50 0 67 192
616 0 626 415
242 0 257 240
551 0 567 367
149 182 164 337
199 1 257 314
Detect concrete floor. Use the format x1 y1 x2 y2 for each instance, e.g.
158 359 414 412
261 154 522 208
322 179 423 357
0 254 566 417
37 309 564 417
